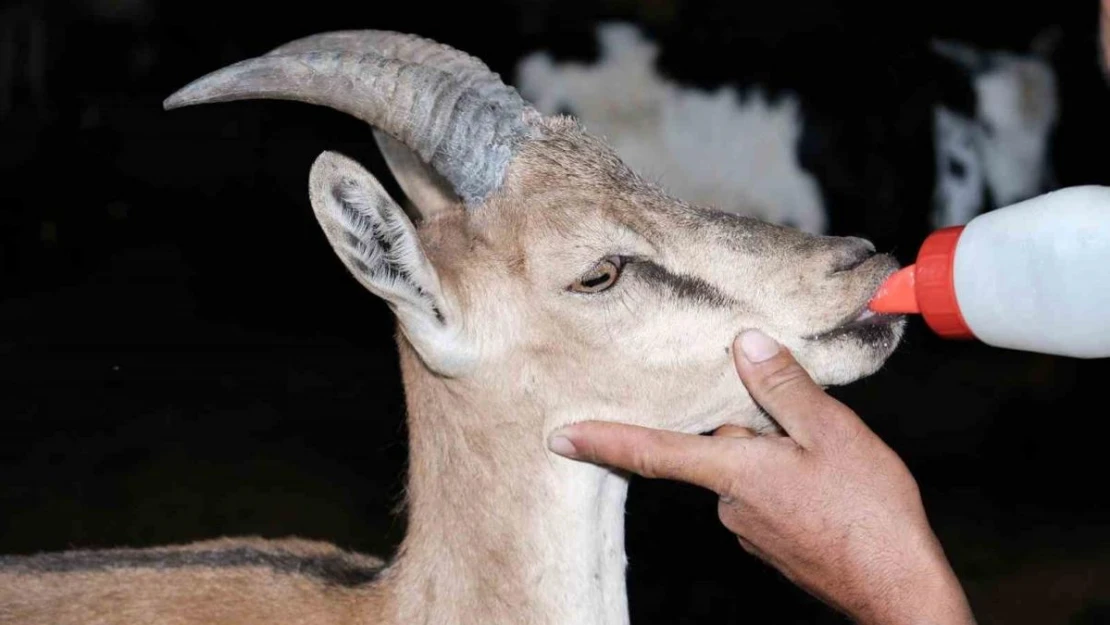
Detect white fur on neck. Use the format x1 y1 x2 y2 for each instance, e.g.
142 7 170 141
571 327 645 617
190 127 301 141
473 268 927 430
538 458 631 625
391 443 632 625
391 348 634 625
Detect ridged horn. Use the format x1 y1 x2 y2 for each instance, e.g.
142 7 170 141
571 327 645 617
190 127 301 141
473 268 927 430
265 30 497 87
163 32 539 205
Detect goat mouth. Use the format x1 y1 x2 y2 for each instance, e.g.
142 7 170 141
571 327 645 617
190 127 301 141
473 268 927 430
804 258 906 343
804 307 905 343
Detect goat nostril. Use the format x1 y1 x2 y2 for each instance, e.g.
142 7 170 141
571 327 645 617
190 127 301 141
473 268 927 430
832 240 877 274
846 236 877 255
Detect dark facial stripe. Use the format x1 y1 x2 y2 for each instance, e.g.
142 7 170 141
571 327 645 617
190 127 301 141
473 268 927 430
631 261 734 308
0 546 384 588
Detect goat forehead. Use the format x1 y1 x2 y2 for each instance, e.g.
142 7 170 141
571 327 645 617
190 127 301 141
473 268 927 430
496 122 824 258
506 201 814 277
644 203 825 259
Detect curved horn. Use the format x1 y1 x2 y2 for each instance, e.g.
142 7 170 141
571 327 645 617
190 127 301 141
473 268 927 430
163 34 538 205
262 31 508 218
265 30 497 86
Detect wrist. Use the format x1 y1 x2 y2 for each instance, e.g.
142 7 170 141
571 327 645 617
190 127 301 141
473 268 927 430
849 533 976 625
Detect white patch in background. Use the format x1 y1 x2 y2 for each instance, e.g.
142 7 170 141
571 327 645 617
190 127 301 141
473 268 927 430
933 106 986 228
515 22 827 234
517 24 1059 237
974 54 1058 207
930 38 1059 229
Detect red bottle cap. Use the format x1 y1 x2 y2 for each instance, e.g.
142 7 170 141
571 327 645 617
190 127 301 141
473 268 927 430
868 226 975 340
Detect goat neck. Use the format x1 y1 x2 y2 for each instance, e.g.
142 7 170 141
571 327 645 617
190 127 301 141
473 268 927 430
380 338 630 625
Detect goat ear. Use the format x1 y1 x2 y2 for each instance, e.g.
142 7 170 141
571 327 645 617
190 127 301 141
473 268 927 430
372 128 460 223
308 151 475 376
931 39 984 72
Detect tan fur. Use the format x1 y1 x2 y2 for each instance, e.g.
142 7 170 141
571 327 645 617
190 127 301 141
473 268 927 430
0 538 388 625
1 39 906 625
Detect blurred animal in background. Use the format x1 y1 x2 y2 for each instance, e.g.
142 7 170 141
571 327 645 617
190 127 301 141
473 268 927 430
930 30 1060 228
514 22 1060 240
515 22 827 234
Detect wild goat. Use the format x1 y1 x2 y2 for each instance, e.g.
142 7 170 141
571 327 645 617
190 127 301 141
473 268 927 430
0 30 905 625
515 22 1059 240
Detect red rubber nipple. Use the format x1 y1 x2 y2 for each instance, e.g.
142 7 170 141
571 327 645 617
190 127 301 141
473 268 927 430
865 226 973 339
868 265 920 314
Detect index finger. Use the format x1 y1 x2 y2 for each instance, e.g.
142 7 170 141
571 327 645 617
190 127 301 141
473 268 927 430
732 330 858 448
548 421 761 496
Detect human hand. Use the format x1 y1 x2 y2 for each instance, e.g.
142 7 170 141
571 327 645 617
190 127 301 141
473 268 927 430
547 330 976 625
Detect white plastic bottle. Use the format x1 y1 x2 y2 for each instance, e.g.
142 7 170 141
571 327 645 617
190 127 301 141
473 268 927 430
869 185 1110 359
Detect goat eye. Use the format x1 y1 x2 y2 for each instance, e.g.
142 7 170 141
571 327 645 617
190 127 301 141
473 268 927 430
570 256 625 293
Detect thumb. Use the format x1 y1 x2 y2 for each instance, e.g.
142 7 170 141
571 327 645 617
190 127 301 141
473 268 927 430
548 421 749 496
733 330 853 448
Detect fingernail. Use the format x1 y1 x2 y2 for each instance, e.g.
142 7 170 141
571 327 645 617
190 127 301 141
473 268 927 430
738 330 780 363
548 435 579 457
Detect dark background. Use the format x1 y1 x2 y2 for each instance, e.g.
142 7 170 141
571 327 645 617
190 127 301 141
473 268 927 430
2 1 1109 623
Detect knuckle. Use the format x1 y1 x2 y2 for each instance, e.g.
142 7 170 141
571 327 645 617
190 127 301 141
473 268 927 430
902 473 923 500
756 360 811 397
716 498 743 531
719 472 748 504
631 438 664 479
573 438 605 464
631 452 655 478
824 415 880 453
736 536 761 557
823 416 864 448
